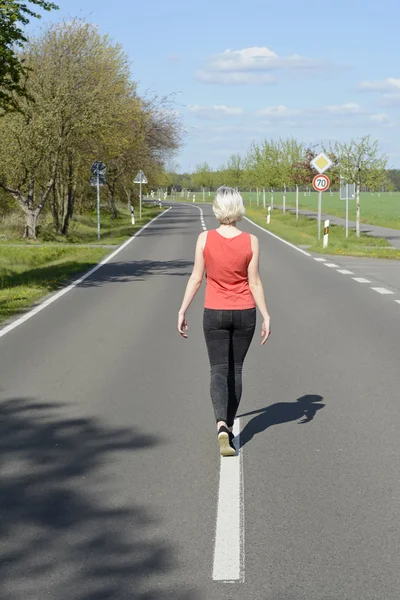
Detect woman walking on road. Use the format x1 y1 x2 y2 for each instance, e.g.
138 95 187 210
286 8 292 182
178 186 271 456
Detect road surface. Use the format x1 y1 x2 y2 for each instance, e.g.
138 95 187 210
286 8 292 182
0 202 400 599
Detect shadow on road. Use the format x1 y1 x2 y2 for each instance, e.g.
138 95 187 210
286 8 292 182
238 394 325 448
78 259 193 286
0 397 199 599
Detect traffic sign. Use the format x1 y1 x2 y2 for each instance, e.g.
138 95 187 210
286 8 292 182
90 175 105 186
311 152 332 174
91 161 106 176
134 170 148 184
313 174 330 192
340 179 355 200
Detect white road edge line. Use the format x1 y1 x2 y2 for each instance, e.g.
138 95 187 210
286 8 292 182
213 418 244 582
371 287 395 295
0 208 172 339
353 277 371 283
337 270 354 275
243 217 311 257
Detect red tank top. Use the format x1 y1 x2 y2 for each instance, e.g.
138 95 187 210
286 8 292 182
203 229 256 310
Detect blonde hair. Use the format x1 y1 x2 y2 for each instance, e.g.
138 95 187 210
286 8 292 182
213 186 245 224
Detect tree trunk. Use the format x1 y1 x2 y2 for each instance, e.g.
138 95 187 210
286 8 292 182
61 159 75 236
51 185 61 234
108 186 118 220
23 210 39 239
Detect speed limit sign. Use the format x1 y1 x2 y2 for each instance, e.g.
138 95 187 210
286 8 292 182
313 174 330 192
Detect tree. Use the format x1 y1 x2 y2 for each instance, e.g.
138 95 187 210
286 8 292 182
326 136 387 236
292 147 316 187
0 0 58 113
0 20 137 237
225 154 243 189
192 162 213 190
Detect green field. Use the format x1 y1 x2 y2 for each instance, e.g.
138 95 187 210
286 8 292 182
245 208 400 260
241 191 400 230
171 191 400 230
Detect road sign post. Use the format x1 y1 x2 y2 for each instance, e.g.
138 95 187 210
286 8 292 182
134 170 148 220
340 178 355 238
311 153 333 241
91 161 106 240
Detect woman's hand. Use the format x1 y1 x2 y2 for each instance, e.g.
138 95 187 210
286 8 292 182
261 316 271 345
178 312 188 338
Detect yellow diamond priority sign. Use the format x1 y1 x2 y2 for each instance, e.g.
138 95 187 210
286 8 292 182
311 152 332 174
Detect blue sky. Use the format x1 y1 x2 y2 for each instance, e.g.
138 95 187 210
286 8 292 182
27 0 400 171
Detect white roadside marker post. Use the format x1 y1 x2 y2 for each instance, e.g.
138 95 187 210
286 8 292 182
283 184 286 214
296 185 299 221
267 206 271 224
323 219 329 248
193 194 195 203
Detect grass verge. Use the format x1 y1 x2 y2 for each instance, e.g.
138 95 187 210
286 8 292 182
245 207 400 259
0 204 165 324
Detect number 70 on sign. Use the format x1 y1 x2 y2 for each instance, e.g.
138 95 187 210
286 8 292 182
313 174 330 192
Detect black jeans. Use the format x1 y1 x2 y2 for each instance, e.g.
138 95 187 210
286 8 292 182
203 308 256 427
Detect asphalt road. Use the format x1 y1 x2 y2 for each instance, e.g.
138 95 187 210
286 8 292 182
0 202 400 599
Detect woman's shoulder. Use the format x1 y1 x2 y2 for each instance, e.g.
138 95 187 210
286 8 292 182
198 229 208 250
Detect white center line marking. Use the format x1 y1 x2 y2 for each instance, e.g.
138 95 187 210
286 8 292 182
324 263 339 268
353 277 372 283
213 419 244 582
337 270 354 275
314 257 326 262
371 287 395 295
395 300 400 305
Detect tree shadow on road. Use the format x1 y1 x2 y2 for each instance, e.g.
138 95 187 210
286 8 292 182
77 259 193 287
238 394 325 449
0 397 199 600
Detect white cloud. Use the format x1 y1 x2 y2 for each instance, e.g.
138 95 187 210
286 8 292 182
256 103 396 129
357 78 400 92
197 46 325 85
257 103 362 120
324 103 361 114
196 71 276 85
258 105 300 118
370 113 390 123
187 104 244 119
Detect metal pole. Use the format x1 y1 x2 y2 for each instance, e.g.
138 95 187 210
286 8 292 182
296 185 299 221
318 191 322 241
356 178 360 237
140 180 142 220
97 172 101 241
346 184 349 238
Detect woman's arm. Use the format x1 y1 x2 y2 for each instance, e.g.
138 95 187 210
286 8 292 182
248 234 271 344
178 231 206 316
